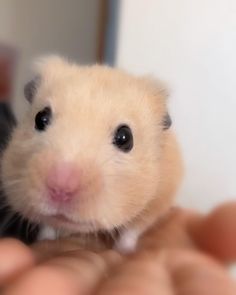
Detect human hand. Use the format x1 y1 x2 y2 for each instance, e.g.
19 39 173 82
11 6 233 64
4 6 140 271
0 202 236 295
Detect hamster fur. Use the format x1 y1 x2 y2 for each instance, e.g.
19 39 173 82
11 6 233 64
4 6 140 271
1 56 183 253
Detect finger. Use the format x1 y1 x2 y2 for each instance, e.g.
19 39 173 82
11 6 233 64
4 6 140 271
3 250 122 295
31 238 85 262
165 249 236 295
139 203 236 264
31 235 110 263
96 249 236 295
0 239 34 285
96 251 174 295
189 201 236 263
138 207 201 251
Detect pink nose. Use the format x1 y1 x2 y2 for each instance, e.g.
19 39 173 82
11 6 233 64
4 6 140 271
46 163 80 203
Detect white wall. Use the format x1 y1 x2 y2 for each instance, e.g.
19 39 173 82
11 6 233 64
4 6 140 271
0 0 100 118
115 0 236 211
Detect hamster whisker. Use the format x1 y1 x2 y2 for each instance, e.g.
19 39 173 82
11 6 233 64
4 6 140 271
24 219 32 239
109 227 119 242
99 154 116 167
2 179 25 191
2 187 26 197
25 218 36 242
86 197 97 234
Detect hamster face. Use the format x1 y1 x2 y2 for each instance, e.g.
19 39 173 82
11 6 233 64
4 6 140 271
1 57 169 234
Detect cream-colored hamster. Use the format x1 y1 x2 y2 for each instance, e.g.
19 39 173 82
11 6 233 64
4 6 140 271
1 56 183 253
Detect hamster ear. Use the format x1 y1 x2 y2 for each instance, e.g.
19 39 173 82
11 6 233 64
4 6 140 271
24 76 40 103
162 113 172 130
141 76 171 130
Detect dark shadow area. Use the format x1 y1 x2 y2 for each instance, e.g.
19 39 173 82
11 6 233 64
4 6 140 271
0 103 38 243
0 103 16 149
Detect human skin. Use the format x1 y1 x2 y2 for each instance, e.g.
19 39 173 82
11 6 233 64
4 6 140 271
0 202 236 295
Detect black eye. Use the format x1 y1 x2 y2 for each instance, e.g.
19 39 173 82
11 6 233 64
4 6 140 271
113 125 133 152
35 107 52 131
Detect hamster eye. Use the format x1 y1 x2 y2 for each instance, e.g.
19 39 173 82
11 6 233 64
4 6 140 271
113 125 133 152
35 107 52 131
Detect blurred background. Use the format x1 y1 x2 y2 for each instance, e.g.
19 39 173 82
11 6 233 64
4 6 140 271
0 0 236 214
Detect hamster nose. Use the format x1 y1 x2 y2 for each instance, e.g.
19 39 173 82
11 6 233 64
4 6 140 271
46 163 80 202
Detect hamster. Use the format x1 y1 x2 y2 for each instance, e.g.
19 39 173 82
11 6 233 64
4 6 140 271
1 56 183 253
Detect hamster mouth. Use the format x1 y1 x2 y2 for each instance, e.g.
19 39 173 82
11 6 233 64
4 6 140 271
51 214 76 223
42 214 100 232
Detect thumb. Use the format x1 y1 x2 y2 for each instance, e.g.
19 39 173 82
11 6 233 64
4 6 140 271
189 201 236 263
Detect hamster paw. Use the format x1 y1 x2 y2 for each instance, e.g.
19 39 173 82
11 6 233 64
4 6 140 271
37 226 57 241
114 229 140 254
